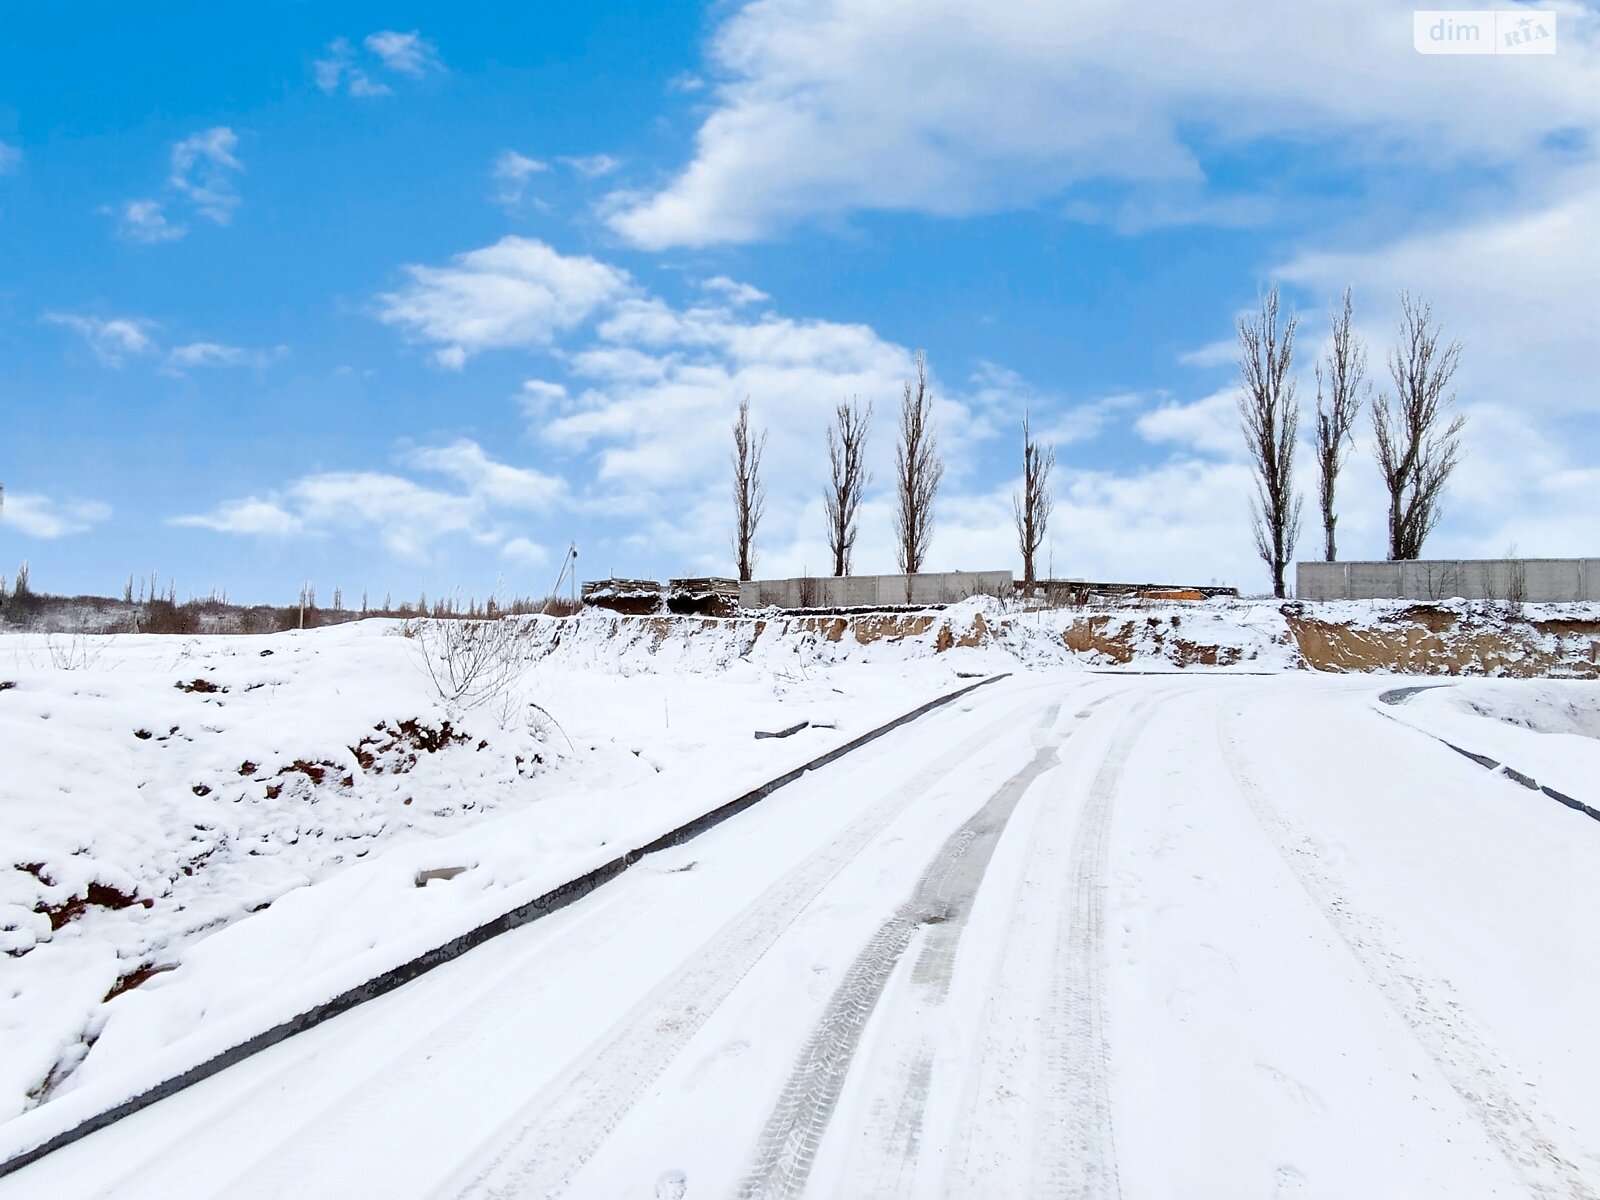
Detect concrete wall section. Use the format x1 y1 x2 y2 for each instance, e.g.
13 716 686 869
740 570 1014 609
1296 558 1599 603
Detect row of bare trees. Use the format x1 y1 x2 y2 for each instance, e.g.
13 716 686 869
1239 286 1466 597
732 351 1058 586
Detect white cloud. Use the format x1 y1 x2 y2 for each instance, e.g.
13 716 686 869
166 342 267 370
1035 391 1144 448
1177 337 1236 369
518 380 569 416
316 31 440 96
700 275 770 306
315 37 391 96
492 150 549 209
171 441 561 561
171 498 302 537
169 127 243 224
348 74 395 98
364 30 443 77
501 536 549 567
1 493 111 539
405 439 566 509
314 39 351 92
44 313 158 365
1277 182 1600 420
1135 388 1242 458
0 140 20 173
561 153 622 178
377 236 632 367
608 0 1600 248
113 199 186 243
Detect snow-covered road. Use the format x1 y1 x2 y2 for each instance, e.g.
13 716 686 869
6 672 1598 1199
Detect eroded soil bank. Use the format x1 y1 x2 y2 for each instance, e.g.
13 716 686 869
532 600 1600 677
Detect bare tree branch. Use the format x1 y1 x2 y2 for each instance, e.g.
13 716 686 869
893 351 944 593
731 395 767 582
1237 285 1303 598
824 398 873 576
1012 410 1055 588
1314 286 1368 562
1372 292 1465 561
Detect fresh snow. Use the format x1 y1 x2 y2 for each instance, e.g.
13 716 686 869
2 609 1598 1197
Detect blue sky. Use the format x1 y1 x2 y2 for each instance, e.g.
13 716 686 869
2 1 1595 604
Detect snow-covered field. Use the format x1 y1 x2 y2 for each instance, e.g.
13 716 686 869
3 609 1599 1197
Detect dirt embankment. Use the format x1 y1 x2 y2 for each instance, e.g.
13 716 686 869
1060 614 1253 667
1285 607 1600 678
524 600 1600 677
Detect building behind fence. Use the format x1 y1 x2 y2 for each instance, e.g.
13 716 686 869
1297 558 1599 603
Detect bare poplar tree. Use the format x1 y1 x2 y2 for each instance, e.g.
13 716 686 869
824 398 872 576
1237 286 1302 598
730 396 767 582
1012 411 1055 589
1372 293 1465 561
893 351 944 588
1313 287 1368 562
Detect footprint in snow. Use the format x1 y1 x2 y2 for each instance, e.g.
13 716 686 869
655 1168 688 1199
1273 1164 1310 1197
1257 1064 1328 1117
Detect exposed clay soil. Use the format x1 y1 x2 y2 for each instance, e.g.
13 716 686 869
558 603 1599 677
14 863 151 936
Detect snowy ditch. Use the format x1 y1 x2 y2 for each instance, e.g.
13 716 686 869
0 614 1022 1174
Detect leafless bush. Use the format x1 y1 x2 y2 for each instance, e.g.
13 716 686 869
45 632 112 671
407 617 529 711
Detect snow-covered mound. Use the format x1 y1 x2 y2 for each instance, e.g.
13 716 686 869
0 617 991 1134
0 622 572 1121
1383 679 1600 804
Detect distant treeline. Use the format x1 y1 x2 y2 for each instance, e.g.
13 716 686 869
0 565 580 635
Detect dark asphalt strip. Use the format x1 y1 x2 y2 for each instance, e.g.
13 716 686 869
1376 691 1599 824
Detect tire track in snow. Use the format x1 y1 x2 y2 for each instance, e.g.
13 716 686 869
737 703 1068 1200
434 687 1059 1200
1031 691 1157 1200
945 687 1158 1199
1216 704 1599 1200
834 691 1125 1199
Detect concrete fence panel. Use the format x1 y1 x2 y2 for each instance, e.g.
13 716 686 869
1296 558 1599 603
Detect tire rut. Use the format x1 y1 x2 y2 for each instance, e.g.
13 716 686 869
738 703 1067 1199
944 688 1155 1199
435 689 1055 1200
1217 706 1599 1200
1031 695 1152 1200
